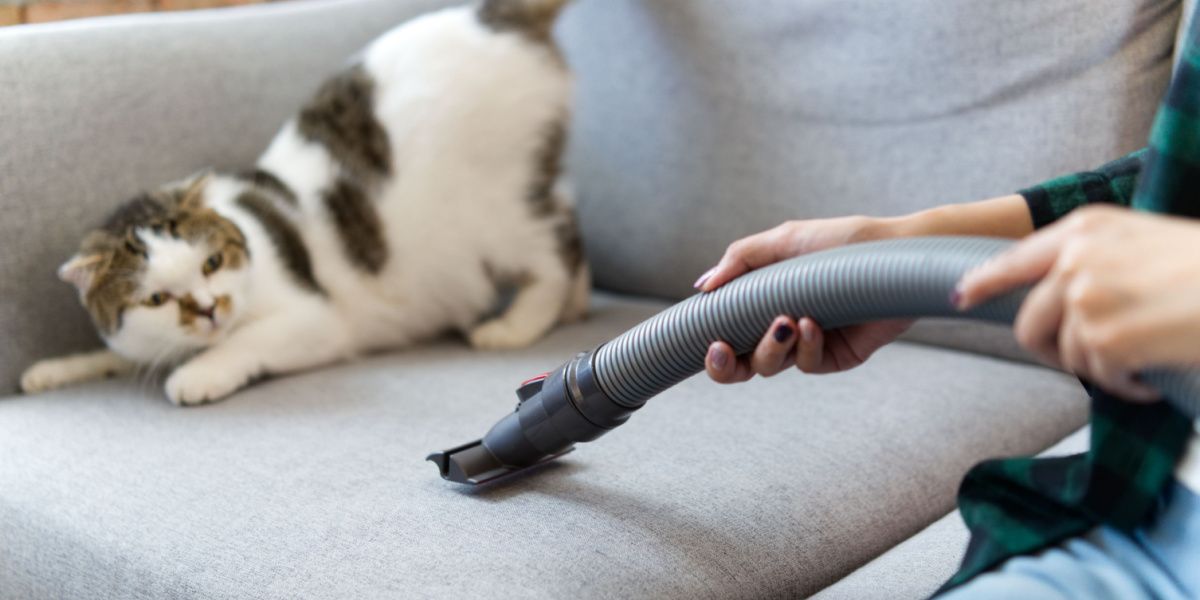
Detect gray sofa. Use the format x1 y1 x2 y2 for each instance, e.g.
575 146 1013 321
0 0 1185 597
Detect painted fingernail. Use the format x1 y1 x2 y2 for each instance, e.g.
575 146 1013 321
693 267 717 289
709 346 728 369
949 285 964 310
801 320 815 342
773 323 794 343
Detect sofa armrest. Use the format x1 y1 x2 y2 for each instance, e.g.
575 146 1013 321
0 0 454 389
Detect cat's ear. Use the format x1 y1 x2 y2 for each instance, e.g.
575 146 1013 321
177 171 213 210
57 253 105 293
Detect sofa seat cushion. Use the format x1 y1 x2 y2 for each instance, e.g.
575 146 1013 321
0 293 1088 599
813 427 1092 599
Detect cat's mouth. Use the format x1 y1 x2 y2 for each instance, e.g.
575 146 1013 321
207 315 229 336
186 299 234 339
188 314 226 340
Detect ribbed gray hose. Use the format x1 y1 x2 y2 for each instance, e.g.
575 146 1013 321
593 237 1200 419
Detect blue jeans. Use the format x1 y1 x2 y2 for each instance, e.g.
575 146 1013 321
940 482 1200 599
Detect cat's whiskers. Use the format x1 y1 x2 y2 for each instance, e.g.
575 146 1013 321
135 343 178 395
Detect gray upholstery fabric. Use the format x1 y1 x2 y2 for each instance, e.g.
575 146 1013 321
562 0 1179 301
0 0 1182 386
812 427 1092 600
0 294 1089 599
0 1 1178 597
814 509 971 600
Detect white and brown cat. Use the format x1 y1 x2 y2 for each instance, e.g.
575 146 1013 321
20 0 588 405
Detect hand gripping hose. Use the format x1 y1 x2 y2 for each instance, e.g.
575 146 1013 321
428 237 1200 485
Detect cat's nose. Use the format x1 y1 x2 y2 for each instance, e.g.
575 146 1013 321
192 291 214 307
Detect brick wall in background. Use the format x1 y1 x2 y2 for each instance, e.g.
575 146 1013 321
0 4 22 25
0 0 276 25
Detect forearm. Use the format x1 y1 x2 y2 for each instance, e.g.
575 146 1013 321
878 148 1148 240
880 194 1035 239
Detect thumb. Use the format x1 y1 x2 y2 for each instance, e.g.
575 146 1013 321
697 230 792 292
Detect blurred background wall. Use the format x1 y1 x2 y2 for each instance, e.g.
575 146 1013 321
0 0 280 26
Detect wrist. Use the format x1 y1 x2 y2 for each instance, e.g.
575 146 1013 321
885 195 1033 240
847 215 906 244
847 213 930 244
874 210 939 239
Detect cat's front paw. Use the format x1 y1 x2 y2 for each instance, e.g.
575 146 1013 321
165 362 249 406
20 359 73 393
467 319 544 350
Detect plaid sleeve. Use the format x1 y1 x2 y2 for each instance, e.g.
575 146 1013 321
1018 148 1148 229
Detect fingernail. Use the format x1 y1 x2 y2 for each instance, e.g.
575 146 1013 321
709 346 728 369
949 285 965 310
773 323 794 343
801 320 815 342
693 267 717 290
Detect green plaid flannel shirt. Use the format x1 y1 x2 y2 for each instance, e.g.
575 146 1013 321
938 9 1200 594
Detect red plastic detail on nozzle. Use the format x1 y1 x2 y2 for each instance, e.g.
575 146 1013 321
520 373 550 387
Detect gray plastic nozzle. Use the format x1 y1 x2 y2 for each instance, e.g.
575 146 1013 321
427 351 631 485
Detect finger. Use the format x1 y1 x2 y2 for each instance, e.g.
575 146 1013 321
796 317 827 374
1012 271 1067 368
1074 321 1159 402
698 230 791 292
1089 364 1161 403
751 316 798 377
813 328 865 374
1058 309 1089 378
705 341 754 384
835 319 913 359
956 225 1072 310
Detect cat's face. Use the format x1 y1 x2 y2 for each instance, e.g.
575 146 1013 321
60 178 250 363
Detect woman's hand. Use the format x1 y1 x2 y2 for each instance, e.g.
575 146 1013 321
698 216 915 383
956 205 1200 401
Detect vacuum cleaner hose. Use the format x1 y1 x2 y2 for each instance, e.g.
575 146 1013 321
428 237 1200 485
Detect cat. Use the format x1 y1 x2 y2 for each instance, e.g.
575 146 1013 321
19 0 588 406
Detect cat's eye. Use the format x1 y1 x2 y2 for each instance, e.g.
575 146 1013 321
145 292 171 307
202 252 223 276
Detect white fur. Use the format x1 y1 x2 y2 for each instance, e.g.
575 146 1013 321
26 5 587 405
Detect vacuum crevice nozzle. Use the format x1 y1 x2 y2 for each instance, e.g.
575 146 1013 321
426 440 508 485
426 439 574 486
428 352 619 486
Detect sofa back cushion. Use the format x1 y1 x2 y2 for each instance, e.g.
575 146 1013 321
0 0 1182 386
560 0 1180 299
